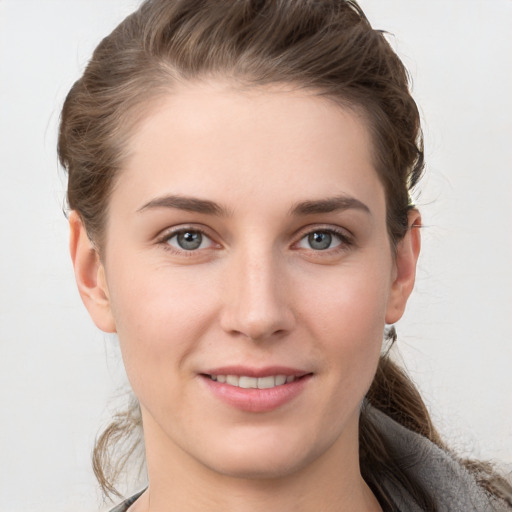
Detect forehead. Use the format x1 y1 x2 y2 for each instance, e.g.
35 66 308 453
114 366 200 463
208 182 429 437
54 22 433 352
114 81 385 217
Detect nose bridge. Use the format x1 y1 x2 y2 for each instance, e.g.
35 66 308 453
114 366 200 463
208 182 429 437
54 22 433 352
220 241 294 341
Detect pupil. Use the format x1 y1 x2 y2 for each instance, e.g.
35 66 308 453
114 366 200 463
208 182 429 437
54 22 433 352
308 231 331 250
178 231 202 250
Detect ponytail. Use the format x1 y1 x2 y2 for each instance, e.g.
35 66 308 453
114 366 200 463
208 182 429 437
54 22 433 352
360 352 512 509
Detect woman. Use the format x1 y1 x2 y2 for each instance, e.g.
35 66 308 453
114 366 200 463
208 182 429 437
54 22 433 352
58 0 511 510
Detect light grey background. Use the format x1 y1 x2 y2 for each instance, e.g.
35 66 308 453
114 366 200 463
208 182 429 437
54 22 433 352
0 1 511 511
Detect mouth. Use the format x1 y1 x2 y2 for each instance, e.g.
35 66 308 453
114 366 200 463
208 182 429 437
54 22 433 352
200 368 312 412
206 374 299 389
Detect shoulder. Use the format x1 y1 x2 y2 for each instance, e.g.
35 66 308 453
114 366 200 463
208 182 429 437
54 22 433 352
368 406 510 512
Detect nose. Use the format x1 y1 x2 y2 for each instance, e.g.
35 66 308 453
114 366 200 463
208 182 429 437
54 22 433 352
219 250 295 342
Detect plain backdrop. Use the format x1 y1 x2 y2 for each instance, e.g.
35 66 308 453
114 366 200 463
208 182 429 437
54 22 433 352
0 1 511 511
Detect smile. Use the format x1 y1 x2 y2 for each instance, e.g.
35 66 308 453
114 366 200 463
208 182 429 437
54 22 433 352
208 374 296 389
201 366 312 412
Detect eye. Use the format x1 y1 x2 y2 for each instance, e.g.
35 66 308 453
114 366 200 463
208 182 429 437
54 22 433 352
165 229 214 251
296 229 344 251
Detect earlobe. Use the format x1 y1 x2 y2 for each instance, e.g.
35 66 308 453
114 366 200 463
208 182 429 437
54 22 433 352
385 210 421 325
69 211 116 333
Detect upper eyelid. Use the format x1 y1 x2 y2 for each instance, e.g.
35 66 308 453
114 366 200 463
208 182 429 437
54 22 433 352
157 226 220 256
156 224 215 241
293 224 353 240
292 226 354 251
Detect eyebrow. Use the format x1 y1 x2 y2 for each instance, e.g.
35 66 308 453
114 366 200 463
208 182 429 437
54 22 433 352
137 193 370 217
137 195 229 216
290 195 371 216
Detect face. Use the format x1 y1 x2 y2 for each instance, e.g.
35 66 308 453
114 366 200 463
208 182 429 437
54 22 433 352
72 81 418 481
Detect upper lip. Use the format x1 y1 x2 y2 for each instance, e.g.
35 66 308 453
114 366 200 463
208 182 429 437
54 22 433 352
202 366 310 378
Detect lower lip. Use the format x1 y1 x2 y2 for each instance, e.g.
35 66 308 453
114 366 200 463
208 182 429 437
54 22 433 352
201 375 311 413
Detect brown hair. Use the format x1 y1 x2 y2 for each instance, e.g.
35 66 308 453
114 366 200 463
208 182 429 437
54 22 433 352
58 0 511 508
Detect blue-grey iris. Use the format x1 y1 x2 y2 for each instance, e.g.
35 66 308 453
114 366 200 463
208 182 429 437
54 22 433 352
177 231 202 250
308 232 332 250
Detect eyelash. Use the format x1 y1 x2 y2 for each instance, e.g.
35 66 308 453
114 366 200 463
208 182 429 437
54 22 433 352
294 226 354 254
156 226 353 256
157 226 217 256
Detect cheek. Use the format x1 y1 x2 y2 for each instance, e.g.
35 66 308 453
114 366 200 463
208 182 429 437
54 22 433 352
301 261 391 342
298 259 391 385
105 263 220 391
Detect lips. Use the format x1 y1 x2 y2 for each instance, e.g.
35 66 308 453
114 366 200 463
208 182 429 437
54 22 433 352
201 367 312 412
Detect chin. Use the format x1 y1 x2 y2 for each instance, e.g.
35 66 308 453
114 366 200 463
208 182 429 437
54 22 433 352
202 449 310 481
189 425 333 481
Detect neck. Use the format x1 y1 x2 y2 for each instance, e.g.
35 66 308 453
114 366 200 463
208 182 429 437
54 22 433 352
133 413 382 512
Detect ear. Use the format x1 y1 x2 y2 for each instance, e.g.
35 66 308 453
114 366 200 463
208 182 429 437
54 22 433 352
69 211 116 333
385 210 421 324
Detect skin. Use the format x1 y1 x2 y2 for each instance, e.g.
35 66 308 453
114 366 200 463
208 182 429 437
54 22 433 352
70 82 420 512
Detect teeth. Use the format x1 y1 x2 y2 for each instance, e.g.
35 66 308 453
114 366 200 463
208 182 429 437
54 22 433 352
226 375 239 386
210 374 295 389
275 375 287 386
257 376 275 389
239 376 258 389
